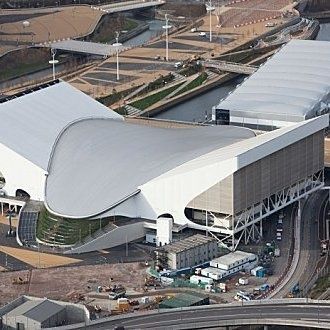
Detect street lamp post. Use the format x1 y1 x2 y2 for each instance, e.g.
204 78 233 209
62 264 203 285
162 14 172 61
112 31 122 81
49 48 59 80
208 0 213 42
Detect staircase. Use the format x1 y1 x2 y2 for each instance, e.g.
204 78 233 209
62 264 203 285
206 70 219 80
124 104 142 117
172 72 185 82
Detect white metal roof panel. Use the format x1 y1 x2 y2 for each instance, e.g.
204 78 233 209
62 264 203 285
217 40 330 122
0 81 122 170
45 120 255 218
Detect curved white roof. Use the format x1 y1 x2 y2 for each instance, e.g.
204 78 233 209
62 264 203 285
217 40 330 122
0 81 122 170
44 119 255 218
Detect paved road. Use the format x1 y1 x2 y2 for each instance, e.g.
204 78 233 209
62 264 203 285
81 301 330 329
272 191 324 298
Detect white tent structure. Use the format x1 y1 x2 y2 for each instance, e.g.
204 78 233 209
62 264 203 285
215 40 330 130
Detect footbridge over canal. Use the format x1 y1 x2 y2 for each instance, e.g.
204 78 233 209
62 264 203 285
201 60 258 75
93 0 165 14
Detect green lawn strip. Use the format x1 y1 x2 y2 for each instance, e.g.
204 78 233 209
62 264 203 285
123 18 139 31
130 83 184 110
92 18 139 43
97 86 136 107
172 72 208 97
36 207 109 245
178 63 202 77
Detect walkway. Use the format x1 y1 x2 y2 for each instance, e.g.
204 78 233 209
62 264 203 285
201 60 258 75
43 40 126 57
94 0 165 14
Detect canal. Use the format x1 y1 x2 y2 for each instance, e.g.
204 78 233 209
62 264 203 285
154 22 330 122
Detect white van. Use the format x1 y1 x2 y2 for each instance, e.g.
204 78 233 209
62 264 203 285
174 62 183 69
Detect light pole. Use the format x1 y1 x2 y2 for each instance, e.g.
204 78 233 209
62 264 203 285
112 31 122 81
162 14 172 61
49 48 58 80
207 0 213 42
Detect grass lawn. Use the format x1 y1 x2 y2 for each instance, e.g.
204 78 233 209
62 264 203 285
173 72 208 97
0 48 50 82
91 18 139 43
36 207 109 245
0 62 49 82
97 86 136 106
130 83 183 110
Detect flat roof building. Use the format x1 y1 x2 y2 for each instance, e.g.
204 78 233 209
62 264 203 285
210 250 257 271
156 234 219 270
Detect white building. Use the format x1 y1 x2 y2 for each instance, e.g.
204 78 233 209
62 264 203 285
209 250 258 273
190 275 214 285
215 40 330 130
0 75 327 253
201 267 228 280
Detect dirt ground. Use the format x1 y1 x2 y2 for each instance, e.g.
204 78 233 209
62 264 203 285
0 245 82 268
0 262 147 307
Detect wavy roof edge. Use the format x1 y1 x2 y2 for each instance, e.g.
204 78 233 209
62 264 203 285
0 80 123 170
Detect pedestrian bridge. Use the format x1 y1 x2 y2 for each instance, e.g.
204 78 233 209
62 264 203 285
93 0 165 14
201 60 258 75
39 40 126 57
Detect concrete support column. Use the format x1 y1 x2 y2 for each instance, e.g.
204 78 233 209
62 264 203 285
264 325 269 330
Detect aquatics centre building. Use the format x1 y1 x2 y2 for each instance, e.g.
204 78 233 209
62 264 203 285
0 77 327 253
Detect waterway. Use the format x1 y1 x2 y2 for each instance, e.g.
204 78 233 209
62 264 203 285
0 19 164 92
154 22 330 122
316 22 330 40
124 20 164 47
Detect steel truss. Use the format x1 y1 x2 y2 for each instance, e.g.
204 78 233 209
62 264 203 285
209 170 324 251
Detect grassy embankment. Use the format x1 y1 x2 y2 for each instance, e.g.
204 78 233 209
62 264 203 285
172 72 208 97
130 83 184 110
36 207 109 245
